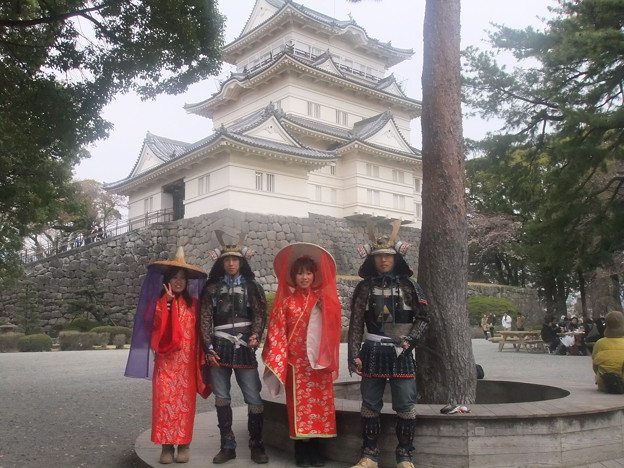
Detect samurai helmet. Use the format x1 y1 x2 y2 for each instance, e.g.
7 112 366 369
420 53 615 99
357 219 413 258
207 230 256 260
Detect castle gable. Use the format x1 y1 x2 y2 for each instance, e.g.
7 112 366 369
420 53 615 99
243 115 301 146
131 133 190 177
240 0 281 36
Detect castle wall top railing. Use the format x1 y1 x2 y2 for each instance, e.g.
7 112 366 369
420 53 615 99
19 209 174 264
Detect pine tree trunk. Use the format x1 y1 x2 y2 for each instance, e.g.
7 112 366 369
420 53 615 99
417 0 475 404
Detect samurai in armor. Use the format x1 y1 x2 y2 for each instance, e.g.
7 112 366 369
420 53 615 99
348 221 429 468
200 231 269 464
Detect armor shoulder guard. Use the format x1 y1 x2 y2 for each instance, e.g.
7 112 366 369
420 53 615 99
350 279 371 311
247 280 267 304
405 277 428 305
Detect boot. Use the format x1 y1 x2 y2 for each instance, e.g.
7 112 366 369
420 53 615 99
213 404 237 464
308 438 325 467
351 457 378 468
294 440 310 467
159 444 174 464
248 411 269 464
175 444 190 463
395 418 416 467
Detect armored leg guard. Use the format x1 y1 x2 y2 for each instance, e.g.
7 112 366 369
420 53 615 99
213 400 236 464
248 406 268 464
360 412 381 462
395 416 417 464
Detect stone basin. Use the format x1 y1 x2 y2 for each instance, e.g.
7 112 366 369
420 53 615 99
262 380 624 467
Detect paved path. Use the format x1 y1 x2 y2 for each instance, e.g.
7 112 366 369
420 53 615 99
0 339 617 468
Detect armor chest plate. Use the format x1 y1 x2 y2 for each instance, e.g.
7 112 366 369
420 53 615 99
214 284 251 324
365 284 413 327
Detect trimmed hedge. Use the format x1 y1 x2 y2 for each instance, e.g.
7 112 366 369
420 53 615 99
467 296 517 326
62 318 101 332
17 333 53 352
0 332 25 352
59 331 109 350
90 326 132 345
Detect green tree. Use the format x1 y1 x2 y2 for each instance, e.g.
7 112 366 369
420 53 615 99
0 0 225 281
463 0 624 316
63 267 112 324
26 179 126 256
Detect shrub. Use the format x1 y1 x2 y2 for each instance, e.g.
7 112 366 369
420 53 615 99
59 331 108 350
0 332 25 352
467 296 517 326
62 318 101 332
90 326 132 344
265 292 276 314
113 334 127 349
17 333 53 352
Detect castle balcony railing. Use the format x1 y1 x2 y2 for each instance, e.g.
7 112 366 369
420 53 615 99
19 209 174 264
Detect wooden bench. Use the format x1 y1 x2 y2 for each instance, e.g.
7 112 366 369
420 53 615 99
489 336 519 344
523 340 547 353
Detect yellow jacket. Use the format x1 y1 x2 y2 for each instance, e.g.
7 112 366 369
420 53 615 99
592 337 624 377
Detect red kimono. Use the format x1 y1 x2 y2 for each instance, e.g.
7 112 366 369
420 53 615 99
151 295 207 444
263 289 338 439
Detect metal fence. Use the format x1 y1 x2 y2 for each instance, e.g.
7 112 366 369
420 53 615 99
19 209 174 264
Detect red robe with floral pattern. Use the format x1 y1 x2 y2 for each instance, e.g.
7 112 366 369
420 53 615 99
151 295 206 444
262 289 337 439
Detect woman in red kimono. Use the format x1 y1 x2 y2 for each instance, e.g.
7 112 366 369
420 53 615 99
125 247 210 465
262 243 341 467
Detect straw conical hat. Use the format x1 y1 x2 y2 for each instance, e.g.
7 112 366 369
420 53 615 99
149 247 207 279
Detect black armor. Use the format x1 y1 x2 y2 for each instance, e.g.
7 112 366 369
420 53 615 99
200 278 266 369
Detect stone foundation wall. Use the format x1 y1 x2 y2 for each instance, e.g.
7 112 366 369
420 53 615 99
0 209 541 332
0 210 419 332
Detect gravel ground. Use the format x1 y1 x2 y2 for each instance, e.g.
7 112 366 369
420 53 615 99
0 339 593 468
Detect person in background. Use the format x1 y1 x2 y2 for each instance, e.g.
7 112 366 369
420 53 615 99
541 315 564 354
200 231 269 464
263 243 341 467
568 316 580 331
501 311 512 331
481 314 490 339
592 311 624 394
516 313 526 331
125 247 210 464
487 312 496 339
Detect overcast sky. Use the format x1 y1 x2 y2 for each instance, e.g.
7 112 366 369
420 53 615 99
75 0 556 183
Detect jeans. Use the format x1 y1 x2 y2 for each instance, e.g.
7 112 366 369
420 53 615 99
361 376 416 414
210 366 263 406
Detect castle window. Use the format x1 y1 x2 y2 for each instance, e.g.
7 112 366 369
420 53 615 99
414 177 422 193
393 194 405 210
143 196 153 214
366 164 379 178
330 164 336 176
367 189 380 206
336 110 348 126
392 170 405 184
307 102 320 118
198 174 209 195
415 202 423 220
266 173 275 192
315 185 322 201
256 172 275 193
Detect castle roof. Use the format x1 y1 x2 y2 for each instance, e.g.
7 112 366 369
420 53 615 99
105 105 419 193
226 0 413 67
184 49 421 119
